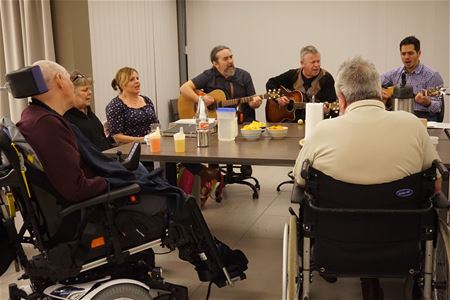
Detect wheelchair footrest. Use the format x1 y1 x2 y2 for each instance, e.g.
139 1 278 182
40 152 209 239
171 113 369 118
196 247 248 287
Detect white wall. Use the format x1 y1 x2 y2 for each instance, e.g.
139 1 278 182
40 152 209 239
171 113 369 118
186 0 450 122
87 0 179 127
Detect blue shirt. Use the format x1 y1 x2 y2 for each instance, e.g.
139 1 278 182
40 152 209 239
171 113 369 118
381 62 444 114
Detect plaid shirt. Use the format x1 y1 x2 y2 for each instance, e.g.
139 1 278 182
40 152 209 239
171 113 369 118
381 62 444 113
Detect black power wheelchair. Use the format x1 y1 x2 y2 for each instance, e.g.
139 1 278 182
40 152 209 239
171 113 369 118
283 159 450 300
0 66 248 299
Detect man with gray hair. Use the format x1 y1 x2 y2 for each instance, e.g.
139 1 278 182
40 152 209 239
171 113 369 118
16 60 249 285
266 45 337 121
17 60 108 203
293 56 440 300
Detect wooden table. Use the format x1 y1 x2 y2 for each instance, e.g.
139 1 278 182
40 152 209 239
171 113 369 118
105 123 303 166
104 123 450 203
104 123 450 167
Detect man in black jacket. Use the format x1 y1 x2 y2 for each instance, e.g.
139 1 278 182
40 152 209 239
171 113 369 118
266 45 337 121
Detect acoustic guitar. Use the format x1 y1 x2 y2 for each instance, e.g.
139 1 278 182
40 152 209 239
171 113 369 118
178 89 280 119
265 86 339 122
383 86 444 98
382 86 445 111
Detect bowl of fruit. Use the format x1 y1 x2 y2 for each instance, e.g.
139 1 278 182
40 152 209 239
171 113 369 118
267 125 288 139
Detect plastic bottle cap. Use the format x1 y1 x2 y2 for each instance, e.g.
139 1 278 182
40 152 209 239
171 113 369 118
217 107 236 112
174 127 185 139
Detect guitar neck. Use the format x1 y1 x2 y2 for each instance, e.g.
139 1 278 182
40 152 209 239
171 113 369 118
221 94 264 107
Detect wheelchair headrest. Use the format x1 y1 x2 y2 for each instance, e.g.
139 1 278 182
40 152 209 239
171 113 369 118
5 66 48 99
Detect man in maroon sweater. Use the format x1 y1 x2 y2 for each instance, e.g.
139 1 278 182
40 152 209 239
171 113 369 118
15 61 249 287
17 61 107 203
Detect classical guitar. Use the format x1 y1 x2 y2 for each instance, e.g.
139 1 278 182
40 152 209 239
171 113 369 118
178 89 280 119
265 86 339 122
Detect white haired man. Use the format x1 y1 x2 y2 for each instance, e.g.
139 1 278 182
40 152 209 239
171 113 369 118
293 56 440 300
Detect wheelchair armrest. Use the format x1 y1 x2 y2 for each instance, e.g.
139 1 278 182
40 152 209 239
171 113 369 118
291 184 305 204
59 183 141 217
432 192 450 209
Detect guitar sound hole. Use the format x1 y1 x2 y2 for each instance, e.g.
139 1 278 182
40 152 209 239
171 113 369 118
286 100 294 112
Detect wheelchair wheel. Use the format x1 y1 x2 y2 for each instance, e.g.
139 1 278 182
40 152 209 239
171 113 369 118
91 283 152 300
404 221 450 300
283 215 300 300
433 221 450 300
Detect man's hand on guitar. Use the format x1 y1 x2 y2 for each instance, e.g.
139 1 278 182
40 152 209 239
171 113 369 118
415 89 431 107
249 96 262 109
200 94 215 107
323 103 330 114
276 96 290 107
381 89 392 101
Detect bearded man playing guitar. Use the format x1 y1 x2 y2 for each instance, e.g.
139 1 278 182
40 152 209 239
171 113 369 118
179 45 262 203
381 36 444 121
265 45 337 123
179 45 262 123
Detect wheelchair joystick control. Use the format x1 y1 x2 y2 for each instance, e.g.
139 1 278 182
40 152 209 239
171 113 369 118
116 150 123 162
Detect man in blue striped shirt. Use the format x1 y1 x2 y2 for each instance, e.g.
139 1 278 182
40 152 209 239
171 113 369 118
381 36 444 121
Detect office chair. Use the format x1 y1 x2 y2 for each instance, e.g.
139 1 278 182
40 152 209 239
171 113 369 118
220 164 260 200
169 98 180 122
276 170 294 191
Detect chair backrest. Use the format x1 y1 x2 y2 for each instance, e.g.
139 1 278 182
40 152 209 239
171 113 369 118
302 164 436 277
169 98 179 122
438 94 445 122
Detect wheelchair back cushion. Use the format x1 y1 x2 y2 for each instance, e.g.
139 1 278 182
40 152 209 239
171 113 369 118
305 166 435 210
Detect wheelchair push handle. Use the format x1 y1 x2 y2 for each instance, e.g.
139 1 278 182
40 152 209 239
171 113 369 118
300 159 312 180
433 159 449 180
432 192 450 209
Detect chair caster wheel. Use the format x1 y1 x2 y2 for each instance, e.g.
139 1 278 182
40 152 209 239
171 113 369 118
252 192 259 199
215 196 222 203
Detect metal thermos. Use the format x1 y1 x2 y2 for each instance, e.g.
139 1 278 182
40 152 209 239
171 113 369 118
392 85 414 113
196 129 209 147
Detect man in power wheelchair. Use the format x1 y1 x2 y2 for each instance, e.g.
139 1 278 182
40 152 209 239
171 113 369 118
282 56 450 300
0 61 248 299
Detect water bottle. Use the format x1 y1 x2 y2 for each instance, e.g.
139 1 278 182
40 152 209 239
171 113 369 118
196 96 209 147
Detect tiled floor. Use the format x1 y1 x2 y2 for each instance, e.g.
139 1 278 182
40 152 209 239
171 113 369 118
0 166 405 299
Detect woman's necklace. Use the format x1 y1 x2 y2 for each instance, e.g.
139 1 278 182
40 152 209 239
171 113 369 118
122 94 142 108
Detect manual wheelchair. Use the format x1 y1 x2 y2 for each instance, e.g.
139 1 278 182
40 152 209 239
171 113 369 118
283 159 450 300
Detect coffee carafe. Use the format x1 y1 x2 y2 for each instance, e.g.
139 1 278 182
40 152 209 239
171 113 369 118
392 85 414 113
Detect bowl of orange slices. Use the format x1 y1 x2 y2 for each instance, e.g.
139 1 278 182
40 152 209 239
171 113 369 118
267 125 288 139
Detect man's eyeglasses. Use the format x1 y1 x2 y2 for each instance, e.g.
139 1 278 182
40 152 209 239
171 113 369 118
71 74 86 83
